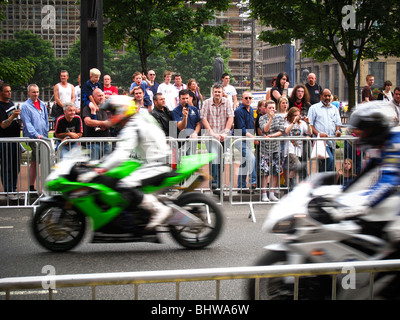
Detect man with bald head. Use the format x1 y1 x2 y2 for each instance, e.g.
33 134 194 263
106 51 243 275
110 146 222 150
305 73 323 105
307 88 342 172
82 88 111 159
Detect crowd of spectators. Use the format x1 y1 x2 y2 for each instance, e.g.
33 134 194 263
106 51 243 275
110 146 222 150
2 67 400 201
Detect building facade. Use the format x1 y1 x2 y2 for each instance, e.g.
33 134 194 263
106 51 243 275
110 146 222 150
1 0 80 58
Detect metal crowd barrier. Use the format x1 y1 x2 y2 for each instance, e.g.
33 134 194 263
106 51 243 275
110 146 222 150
227 135 362 222
1 260 399 300
1 135 362 210
0 138 55 207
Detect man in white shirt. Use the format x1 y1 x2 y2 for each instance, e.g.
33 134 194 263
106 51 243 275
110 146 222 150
74 74 81 114
53 70 75 119
173 73 187 106
221 73 238 109
157 70 177 111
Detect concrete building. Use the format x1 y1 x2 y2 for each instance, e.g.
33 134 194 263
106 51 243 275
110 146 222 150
1 0 80 58
0 0 80 101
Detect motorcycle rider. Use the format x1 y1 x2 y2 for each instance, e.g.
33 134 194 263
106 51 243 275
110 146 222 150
78 95 172 229
324 102 400 241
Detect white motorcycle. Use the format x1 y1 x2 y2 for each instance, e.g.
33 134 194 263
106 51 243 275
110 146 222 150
247 162 400 300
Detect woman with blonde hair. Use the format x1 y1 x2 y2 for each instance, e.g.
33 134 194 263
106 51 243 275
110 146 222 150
276 97 289 115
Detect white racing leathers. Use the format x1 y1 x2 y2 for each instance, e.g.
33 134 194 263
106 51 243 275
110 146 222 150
100 113 172 188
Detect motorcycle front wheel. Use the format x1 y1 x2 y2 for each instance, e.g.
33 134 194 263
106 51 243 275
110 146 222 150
32 202 87 252
247 251 332 300
169 192 223 249
247 251 294 300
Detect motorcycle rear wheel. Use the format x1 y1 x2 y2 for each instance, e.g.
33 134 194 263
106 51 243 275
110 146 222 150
32 202 86 252
169 193 223 249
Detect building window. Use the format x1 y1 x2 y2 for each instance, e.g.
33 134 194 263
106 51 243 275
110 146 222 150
368 62 385 89
334 64 339 96
324 65 330 90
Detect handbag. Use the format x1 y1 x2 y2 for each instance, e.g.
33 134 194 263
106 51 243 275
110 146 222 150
310 134 330 160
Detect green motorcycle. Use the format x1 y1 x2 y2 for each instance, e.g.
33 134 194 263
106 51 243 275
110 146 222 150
32 149 223 252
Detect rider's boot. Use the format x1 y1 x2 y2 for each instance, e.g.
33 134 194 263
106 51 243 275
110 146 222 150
139 194 172 229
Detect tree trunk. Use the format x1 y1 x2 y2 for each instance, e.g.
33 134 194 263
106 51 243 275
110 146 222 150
346 75 356 114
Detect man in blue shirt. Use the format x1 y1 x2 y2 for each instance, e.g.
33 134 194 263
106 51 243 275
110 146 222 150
234 91 257 193
307 88 342 172
20 84 49 192
172 89 201 138
172 89 201 156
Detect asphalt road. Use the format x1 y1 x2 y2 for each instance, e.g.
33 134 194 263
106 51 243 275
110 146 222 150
0 201 279 300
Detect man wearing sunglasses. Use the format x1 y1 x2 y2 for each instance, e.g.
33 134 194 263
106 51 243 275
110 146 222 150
234 92 258 194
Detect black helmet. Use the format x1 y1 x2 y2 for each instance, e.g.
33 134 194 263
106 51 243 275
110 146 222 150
349 102 391 148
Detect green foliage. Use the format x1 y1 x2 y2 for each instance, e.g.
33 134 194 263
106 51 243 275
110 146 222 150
0 57 36 89
101 31 231 94
0 30 59 89
58 40 117 87
103 0 231 73
164 31 231 93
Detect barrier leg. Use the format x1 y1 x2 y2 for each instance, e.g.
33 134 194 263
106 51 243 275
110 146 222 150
248 203 256 223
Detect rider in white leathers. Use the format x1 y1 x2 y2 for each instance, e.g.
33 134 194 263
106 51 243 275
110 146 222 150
79 95 172 229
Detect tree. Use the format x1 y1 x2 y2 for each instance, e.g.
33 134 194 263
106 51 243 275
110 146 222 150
107 48 166 90
103 0 231 74
249 0 400 110
0 57 36 89
165 31 231 93
0 30 59 89
100 31 231 94
59 40 117 86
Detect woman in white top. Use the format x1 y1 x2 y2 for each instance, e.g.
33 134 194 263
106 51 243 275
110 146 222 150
378 80 393 102
283 107 312 189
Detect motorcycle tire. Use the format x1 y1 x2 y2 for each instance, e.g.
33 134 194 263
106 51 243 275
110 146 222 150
32 202 87 252
169 192 223 249
247 251 293 300
247 251 332 300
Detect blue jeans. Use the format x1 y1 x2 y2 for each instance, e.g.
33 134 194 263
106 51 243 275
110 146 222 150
90 142 111 160
56 140 79 159
318 145 335 172
205 139 223 188
236 140 256 188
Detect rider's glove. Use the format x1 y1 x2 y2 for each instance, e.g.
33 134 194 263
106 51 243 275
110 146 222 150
77 168 107 183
